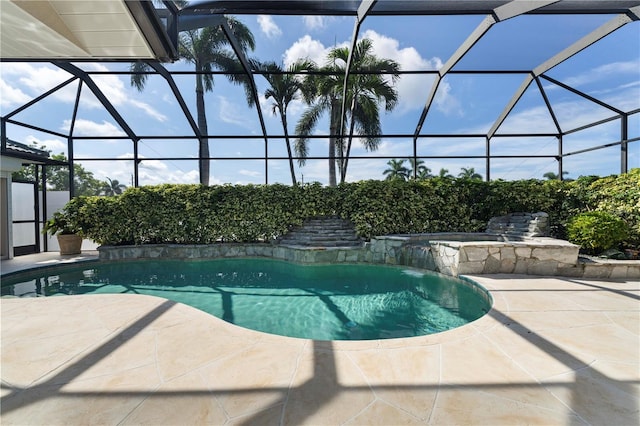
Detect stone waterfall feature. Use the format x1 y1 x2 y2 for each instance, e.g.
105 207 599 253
486 212 549 237
276 217 364 248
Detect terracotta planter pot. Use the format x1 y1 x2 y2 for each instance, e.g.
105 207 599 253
57 234 83 255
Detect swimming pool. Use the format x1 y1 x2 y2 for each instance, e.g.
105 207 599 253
1 258 491 340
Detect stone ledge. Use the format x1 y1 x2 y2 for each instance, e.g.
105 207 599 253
97 236 639 280
577 256 640 279
98 243 369 266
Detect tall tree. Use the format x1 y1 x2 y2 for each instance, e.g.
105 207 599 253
130 17 255 185
409 158 431 180
458 167 482 180
543 171 569 180
438 168 454 178
258 59 316 185
13 152 104 196
295 38 400 186
101 177 127 196
383 159 410 181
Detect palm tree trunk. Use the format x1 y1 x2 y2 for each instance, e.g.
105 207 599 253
328 99 340 187
281 115 297 185
195 64 210 185
340 109 357 184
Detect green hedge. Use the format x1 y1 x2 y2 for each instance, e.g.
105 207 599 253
66 169 639 248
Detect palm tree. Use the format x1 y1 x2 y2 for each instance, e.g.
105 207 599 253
295 38 400 186
458 167 482 180
383 159 410 181
409 158 431 180
543 171 569 180
258 59 316 185
101 177 126 196
438 168 454 178
130 17 255 185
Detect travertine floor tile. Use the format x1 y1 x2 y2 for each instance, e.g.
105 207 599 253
1 329 113 386
227 402 285 426
606 311 640 335
541 324 640 364
120 370 227 426
505 310 612 331
482 322 592 379
542 366 640 426
283 349 374 425
1 364 160 426
344 400 424 425
198 343 303 418
431 387 583 426
347 346 440 420
155 321 255 382
2 273 638 426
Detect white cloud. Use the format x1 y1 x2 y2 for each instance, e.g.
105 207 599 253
129 98 168 122
61 119 126 137
497 105 558 134
217 96 255 129
303 16 325 30
257 15 282 39
239 169 261 177
283 35 337 66
1 62 78 105
0 78 32 109
561 60 639 88
87 64 167 122
360 30 458 115
109 153 201 185
0 63 167 122
138 159 168 171
22 136 67 153
432 80 463 117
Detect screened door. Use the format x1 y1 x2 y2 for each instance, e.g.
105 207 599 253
12 180 40 256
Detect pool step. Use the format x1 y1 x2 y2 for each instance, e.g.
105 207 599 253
278 217 364 248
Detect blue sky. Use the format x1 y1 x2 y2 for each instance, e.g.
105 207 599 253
1 11 638 186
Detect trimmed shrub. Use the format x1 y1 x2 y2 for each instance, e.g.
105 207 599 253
59 169 638 247
567 211 629 254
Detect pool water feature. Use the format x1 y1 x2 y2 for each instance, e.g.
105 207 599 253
1 258 491 340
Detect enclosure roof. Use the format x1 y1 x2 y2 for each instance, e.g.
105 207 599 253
180 0 640 16
2 1 639 62
0 0 638 184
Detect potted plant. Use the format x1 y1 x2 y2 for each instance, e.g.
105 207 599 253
43 210 83 255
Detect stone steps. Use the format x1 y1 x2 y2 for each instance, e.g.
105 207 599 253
278 217 363 247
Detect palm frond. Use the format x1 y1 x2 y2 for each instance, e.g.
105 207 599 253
129 62 153 91
294 102 325 165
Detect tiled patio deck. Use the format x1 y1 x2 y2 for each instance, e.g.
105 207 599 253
1 253 638 425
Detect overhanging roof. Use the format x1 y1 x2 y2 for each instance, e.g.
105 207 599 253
0 0 176 61
1 139 66 166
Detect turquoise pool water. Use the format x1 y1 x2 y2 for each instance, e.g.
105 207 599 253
1 258 491 340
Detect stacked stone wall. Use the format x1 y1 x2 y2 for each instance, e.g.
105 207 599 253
486 212 549 237
98 240 639 279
